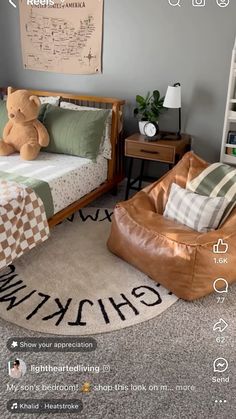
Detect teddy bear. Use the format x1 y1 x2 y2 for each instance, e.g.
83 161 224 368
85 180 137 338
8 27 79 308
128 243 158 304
0 87 49 160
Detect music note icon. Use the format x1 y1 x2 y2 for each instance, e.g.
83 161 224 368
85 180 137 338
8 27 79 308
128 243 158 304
11 402 17 410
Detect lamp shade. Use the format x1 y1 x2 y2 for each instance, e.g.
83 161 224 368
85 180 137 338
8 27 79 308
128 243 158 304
163 85 181 109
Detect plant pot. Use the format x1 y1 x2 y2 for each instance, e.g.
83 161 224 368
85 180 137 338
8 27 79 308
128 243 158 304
139 120 159 136
138 121 148 135
139 121 148 135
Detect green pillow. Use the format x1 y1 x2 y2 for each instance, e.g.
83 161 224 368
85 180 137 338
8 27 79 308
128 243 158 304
42 105 109 161
38 103 48 123
0 99 9 137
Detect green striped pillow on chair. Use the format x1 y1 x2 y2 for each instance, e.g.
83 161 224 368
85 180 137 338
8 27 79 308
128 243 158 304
164 183 229 233
187 162 236 225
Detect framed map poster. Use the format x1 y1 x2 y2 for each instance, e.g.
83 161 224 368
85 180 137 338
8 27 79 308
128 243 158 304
19 0 104 74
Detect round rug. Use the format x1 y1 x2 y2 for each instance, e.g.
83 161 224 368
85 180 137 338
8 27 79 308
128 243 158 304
0 208 178 335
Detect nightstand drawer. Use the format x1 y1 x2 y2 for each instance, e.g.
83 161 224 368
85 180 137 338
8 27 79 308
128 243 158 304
125 141 174 163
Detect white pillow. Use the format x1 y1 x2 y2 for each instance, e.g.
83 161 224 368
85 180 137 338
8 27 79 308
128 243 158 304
3 95 60 106
163 183 229 233
60 101 112 160
39 96 60 106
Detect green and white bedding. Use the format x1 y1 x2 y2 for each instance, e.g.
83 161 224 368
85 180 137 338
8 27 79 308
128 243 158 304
0 152 108 217
0 95 109 269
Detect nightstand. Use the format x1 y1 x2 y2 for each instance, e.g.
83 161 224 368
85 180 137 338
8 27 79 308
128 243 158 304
125 132 191 199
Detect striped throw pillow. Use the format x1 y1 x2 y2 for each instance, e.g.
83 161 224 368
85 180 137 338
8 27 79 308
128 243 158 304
187 162 236 225
163 183 229 233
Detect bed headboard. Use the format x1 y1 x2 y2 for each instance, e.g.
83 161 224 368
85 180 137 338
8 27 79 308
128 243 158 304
0 87 125 182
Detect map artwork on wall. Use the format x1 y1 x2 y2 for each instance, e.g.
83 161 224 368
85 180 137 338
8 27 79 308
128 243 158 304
19 0 104 74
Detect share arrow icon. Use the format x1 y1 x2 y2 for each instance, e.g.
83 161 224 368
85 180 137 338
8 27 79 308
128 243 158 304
213 319 228 333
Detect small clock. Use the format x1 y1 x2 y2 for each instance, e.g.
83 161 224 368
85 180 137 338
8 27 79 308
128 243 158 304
143 122 159 139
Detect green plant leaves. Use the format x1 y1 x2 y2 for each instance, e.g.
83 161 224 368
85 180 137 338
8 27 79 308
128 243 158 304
153 90 160 101
145 91 151 102
136 95 145 105
134 90 166 121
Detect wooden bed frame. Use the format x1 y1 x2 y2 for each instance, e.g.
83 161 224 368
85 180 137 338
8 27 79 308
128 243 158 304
0 88 125 228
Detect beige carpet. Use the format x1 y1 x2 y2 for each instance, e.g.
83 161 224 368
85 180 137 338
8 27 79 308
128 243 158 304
0 208 178 335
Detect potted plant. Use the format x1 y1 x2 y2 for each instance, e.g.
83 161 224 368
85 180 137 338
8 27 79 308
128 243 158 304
134 90 166 135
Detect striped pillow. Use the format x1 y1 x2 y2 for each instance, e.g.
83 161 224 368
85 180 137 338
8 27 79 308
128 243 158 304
187 162 236 225
163 183 229 233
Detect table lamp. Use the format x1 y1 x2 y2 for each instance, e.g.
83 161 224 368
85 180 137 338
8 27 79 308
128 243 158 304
163 82 182 139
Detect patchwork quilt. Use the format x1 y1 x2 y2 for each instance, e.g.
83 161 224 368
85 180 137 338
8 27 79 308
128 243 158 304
0 179 49 270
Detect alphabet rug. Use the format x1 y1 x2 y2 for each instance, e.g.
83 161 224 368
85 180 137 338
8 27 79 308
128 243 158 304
0 208 178 335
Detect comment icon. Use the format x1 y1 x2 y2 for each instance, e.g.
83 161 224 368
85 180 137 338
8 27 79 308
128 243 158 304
213 278 228 294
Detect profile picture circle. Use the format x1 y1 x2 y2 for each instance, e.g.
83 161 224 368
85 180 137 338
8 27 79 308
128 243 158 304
8 359 27 379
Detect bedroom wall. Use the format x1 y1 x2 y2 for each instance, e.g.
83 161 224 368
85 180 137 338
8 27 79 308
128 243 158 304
0 14 7 87
0 0 235 165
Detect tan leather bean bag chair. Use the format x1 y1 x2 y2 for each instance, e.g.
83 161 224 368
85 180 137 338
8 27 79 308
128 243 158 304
107 152 236 300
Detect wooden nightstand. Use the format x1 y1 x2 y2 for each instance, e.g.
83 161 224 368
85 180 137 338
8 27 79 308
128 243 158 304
125 132 191 199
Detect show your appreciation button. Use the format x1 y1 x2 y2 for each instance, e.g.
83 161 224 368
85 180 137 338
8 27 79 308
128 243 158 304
7 399 83 414
7 337 97 352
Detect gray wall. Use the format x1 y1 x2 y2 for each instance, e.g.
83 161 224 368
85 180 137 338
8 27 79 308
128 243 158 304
0 11 7 87
0 0 235 164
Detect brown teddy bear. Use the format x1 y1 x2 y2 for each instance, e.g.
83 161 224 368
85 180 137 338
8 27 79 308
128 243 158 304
0 87 49 160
